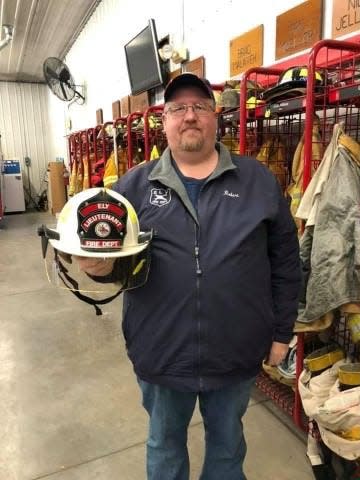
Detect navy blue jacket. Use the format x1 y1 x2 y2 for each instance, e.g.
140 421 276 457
113 142 301 392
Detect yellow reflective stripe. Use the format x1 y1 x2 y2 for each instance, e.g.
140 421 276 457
103 174 118 188
338 362 360 386
282 70 293 81
338 426 360 441
280 67 322 84
132 258 145 275
305 349 344 372
59 202 72 223
127 204 138 225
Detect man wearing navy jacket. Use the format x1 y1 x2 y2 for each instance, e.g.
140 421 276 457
78 73 301 480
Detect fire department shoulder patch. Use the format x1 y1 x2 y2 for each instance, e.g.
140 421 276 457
150 188 172 207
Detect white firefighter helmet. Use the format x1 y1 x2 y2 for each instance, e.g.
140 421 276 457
49 187 148 257
38 188 152 314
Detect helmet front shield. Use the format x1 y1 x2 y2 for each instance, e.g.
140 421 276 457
37 188 152 313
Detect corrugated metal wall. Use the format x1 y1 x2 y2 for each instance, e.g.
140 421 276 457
0 82 54 202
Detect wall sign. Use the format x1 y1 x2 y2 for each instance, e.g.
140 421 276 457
183 56 205 78
120 96 130 116
130 91 149 113
230 25 263 77
112 100 120 120
275 0 323 60
168 68 181 81
96 108 103 125
332 0 360 38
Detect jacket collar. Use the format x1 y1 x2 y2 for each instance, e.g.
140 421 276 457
339 131 360 166
148 142 236 184
147 142 237 224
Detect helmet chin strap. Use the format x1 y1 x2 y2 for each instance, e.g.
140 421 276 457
56 258 123 315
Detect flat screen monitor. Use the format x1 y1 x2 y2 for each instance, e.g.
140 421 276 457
124 19 165 95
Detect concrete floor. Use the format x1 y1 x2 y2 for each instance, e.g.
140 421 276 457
0 211 314 480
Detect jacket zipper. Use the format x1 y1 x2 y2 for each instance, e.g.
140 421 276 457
194 225 203 390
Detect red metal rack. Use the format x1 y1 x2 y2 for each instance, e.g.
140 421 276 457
304 39 360 188
126 112 143 169
92 122 114 186
79 129 90 189
239 67 283 156
297 38 360 428
68 132 76 172
143 105 165 161
72 131 81 193
239 38 360 431
239 67 305 196
85 128 95 187
113 116 128 178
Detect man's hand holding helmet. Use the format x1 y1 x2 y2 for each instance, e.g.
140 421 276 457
75 256 115 277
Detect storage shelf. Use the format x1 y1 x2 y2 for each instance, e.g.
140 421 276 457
253 93 327 118
328 83 360 104
255 371 295 417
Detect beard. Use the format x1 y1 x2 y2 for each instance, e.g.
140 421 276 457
179 129 204 152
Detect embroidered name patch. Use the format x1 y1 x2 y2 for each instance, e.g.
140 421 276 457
223 189 239 198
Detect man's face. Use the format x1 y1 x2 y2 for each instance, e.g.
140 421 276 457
162 87 217 154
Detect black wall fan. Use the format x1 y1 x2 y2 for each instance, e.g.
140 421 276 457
43 57 85 104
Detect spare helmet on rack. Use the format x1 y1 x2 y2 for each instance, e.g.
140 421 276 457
245 79 266 109
261 66 324 103
218 79 264 110
38 188 152 315
219 80 240 109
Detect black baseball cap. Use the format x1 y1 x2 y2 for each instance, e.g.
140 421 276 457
164 73 215 103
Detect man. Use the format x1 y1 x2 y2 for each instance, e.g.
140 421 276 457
77 73 301 480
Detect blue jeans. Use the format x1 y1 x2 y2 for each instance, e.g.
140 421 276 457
138 377 255 480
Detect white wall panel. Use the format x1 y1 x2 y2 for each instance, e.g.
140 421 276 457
63 0 183 131
0 82 56 200
0 0 341 208
48 0 339 136
183 0 328 82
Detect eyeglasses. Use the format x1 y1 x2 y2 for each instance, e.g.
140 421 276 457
164 102 215 117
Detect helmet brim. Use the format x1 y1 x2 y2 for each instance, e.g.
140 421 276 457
49 238 149 258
